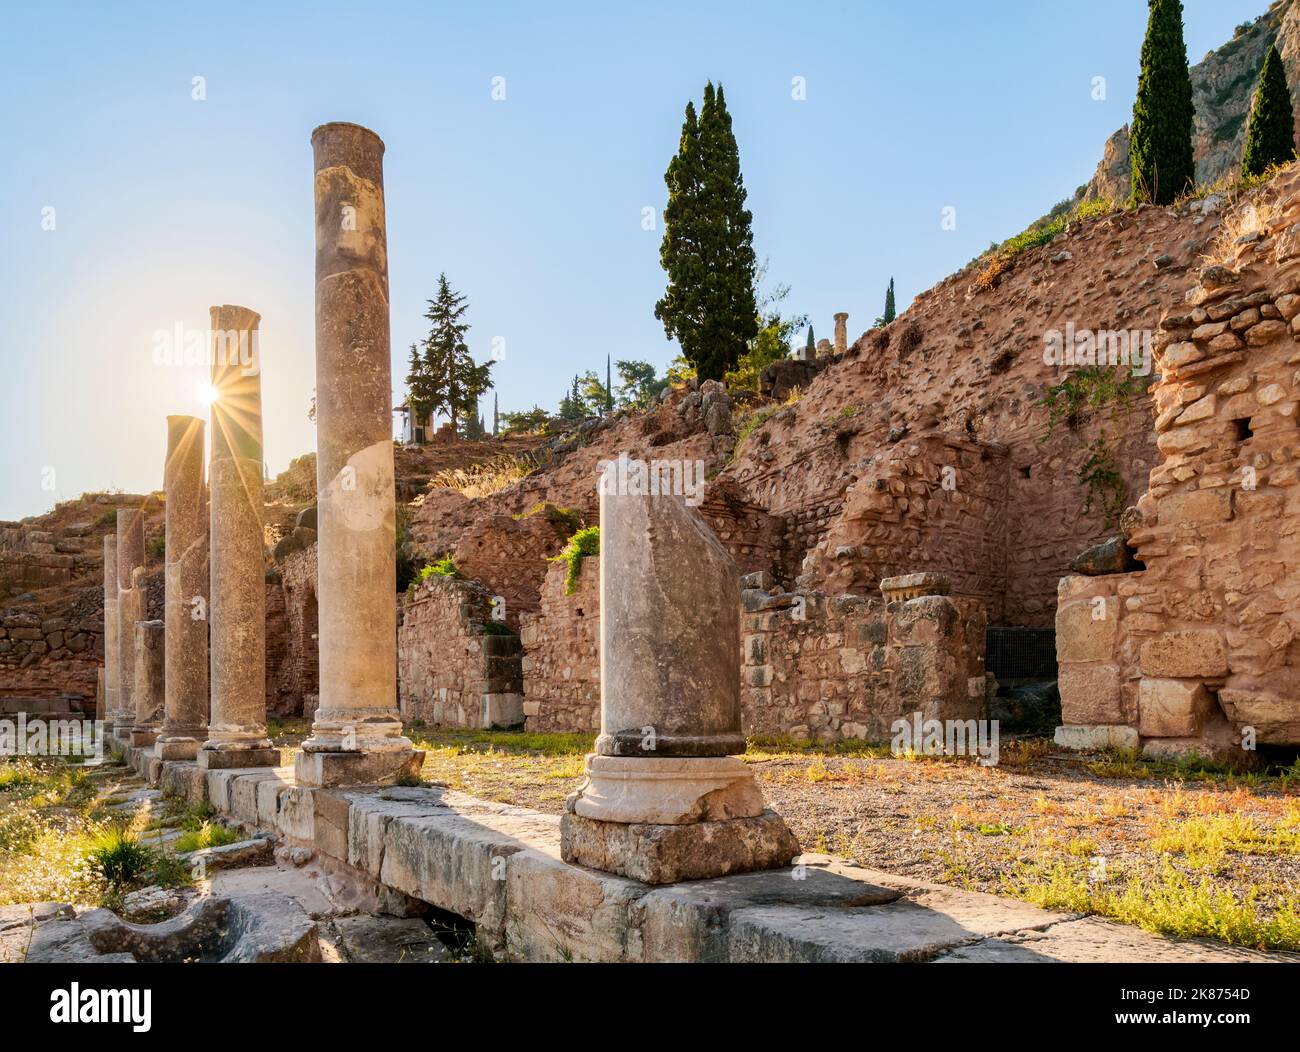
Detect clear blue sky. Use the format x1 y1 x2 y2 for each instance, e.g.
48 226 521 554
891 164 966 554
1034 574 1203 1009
0 0 1266 520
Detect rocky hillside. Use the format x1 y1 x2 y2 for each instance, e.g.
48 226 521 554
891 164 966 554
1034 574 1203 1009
1086 1 1300 203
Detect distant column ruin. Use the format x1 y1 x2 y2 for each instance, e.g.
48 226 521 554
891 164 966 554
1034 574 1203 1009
157 415 209 760
834 311 848 354
101 537 117 732
129 615 164 746
296 122 419 787
113 508 144 742
199 305 279 770
560 462 799 883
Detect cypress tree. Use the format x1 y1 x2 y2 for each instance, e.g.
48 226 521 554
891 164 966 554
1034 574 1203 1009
1242 43 1296 178
1129 0 1196 205
806 326 815 351
883 278 896 324
655 82 758 382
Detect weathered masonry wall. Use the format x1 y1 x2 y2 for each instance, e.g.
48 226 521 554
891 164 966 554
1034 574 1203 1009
740 583 988 742
515 566 989 742
1057 261 1300 757
519 556 600 733
397 575 523 729
801 433 1011 623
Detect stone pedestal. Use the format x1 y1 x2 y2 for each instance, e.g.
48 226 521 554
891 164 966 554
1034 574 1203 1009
296 121 418 787
560 464 798 883
198 306 280 771
113 508 144 741
834 311 848 355
101 538 117 731
157 415 209 761
130 618 165 747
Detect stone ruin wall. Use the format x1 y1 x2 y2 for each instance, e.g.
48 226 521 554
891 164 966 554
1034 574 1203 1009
519 556 600 733
740 584 987 743
801 433 1011 622
515 559 988 742
266 545 319 717
1057 250 1300 755
397 575 522 729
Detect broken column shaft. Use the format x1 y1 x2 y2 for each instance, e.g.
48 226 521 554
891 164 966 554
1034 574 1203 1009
102 538 117 732
113 508 145 741
560 461 798 883
130 614 165 746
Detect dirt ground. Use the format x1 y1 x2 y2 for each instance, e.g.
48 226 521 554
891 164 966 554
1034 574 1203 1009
268 724 1300 951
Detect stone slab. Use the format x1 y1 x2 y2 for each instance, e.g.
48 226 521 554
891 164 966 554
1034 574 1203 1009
199 747 283 770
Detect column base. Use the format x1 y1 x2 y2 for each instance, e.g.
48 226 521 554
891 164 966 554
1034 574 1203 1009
155 737 201 761
198 746 283 770
560 810 800 885
129 730 159 747
569 754 766 824
294 748 424 788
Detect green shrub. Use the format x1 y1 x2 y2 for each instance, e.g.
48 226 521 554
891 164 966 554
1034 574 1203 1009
554 526 599 595
416 556 459 584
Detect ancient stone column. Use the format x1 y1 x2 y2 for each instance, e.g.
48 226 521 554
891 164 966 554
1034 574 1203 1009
834 312 848 355
102 537 118 731
198 306 280 770
157 415 209 760
297 121 419 787
113 508 145 741
130 616 165 747
560 459 799 883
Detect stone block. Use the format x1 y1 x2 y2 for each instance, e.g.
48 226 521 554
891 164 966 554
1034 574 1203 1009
560 809 800 885
294 748 423 788
1139 630 1228 678
1053 724 1140 751
1058 664 1124 724
1055 598 1118 663
504 843 649 962
1137 679 1216 737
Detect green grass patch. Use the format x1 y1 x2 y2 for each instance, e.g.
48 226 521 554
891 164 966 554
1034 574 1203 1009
173 820 242 854
1008 859 1300 952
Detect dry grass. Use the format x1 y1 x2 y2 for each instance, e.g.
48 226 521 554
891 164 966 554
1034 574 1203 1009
1202 189 1282 268
430 454 534 499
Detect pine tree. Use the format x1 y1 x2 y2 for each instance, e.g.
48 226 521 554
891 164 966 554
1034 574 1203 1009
655 82 758 382
1242 43 1296 178
421 274 494 434
883 278 896 324
1129 0 1196 205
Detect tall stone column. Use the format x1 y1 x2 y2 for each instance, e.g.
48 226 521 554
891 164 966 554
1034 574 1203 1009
198 306 280 770
113 508 145 742
297 121 419 787
130 616 165 747
102 538 118 732
560 460 799 884
157 415 209 760
833 311 848 355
